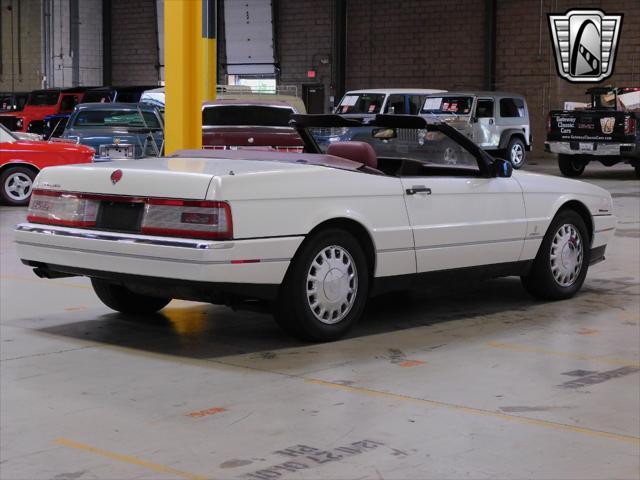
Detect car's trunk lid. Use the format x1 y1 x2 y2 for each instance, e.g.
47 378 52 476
33 157 218 199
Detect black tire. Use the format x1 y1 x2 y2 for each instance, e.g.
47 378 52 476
274 229 369 342
521 209 590 300
91 279 171 314
0 166 37 206
558 154 586 177
634 165 640 178
507 137 526 169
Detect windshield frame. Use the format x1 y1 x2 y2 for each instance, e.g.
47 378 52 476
291 114 494 176
69 108 162 130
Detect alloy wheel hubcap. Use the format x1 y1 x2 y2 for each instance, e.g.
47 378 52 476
511 144 524 165
550 224 583 287
306 245 358 324
4 173 32 201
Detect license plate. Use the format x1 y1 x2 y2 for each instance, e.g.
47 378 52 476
101 145 135 159
579 142 594 151
97 202 144 232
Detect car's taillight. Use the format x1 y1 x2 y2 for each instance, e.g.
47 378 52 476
141 199 233 239
624 115 636 135
27 190 99 227
546 114 552 134
27 191 233 240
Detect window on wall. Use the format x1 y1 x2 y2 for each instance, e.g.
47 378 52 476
500 98 525 117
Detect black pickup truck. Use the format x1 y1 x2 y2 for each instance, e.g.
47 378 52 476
545 87 639 177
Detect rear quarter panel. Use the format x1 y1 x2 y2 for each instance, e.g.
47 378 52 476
211 167 416 277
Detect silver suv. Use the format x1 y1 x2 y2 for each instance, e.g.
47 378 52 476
421 91 531 168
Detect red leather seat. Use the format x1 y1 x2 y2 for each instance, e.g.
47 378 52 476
327 141 378 170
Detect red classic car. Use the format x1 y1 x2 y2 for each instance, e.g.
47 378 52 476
202 99 305 152
0 124 94 205
0 88 88 134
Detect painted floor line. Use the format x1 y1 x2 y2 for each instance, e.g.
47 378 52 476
54 437 208 480
487 341 640 368
306 379 640 446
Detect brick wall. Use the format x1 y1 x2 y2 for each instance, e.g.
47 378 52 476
344 0 485 91
0 0 43 91
110 0 160 85
276 0 333 107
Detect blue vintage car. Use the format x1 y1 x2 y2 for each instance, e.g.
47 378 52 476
42 86 157 140
62 103 164 161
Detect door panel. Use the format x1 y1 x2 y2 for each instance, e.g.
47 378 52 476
474 98 498 148
401 176 526 272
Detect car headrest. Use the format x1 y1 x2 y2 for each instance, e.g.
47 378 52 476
326 141 378 170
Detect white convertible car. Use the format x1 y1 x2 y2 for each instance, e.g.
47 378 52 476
15 115 616 341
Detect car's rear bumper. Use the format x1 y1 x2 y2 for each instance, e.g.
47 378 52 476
545 141 639 158
15 223 303 289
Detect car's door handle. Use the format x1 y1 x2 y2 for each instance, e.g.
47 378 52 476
406 186 432 195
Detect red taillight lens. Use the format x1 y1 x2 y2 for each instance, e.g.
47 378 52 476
27 191 233 240
546 114 552 134
27 190 99 227
141 199 232 239
624 115 636 135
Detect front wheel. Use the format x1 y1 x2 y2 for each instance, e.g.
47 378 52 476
507 137 526 169
275 229 369 341
91 279 171 314
521 210 590 300
558 154 586 177
0 166 36 206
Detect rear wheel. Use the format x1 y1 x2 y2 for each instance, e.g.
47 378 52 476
507 137 526 169
558 154 586 177
91 279 171 314
0 166 36 206
274 229 369 342
521 210 590 300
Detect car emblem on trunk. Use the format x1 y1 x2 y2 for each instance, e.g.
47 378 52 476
548 9 623 83
110 169 123 185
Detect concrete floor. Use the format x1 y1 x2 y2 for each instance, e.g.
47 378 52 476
1 162 638 480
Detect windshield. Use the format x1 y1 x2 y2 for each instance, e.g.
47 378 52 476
422 96 474 114
202 105 294 126
309 126 478 169
0 124 17 143
72 109 161 128
336 94 385 114
28 91 60 106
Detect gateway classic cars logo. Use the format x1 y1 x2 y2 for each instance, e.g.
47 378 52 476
548 9 623 83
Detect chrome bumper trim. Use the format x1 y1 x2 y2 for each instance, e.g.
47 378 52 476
16 223 231 250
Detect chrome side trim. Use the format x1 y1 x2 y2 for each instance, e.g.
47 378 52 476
15 240 290 265
415 236 537 251
16 223 230 250
377 236 541 254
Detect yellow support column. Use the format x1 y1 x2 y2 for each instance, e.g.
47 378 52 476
202 0 217 102
165 0 204 154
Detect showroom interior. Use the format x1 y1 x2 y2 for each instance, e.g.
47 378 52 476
1 0 639 479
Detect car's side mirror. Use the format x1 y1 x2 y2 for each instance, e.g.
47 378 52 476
493 158 513 178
